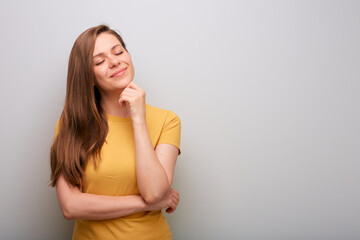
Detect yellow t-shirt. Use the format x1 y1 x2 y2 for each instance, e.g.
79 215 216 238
55 103 181 240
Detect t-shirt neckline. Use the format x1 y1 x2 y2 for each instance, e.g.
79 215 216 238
105 113 132 122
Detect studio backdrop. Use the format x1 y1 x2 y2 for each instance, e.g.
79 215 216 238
0 0 359 239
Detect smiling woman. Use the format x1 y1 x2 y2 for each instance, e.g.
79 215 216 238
92 33 135 98
50 25 181 240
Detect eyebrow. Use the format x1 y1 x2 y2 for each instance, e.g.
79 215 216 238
93 44 122 58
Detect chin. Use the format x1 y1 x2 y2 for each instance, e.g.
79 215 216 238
114 78 132 90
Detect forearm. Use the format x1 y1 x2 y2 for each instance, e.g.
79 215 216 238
132 121 170 203
56 175 148 220
65 193 147 220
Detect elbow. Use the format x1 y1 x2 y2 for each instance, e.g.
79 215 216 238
140 180 171 204
143 194 163 204
56 175 81 220
62 210 74 220
144 196 161 204
60 202 76 220
143 188 170 204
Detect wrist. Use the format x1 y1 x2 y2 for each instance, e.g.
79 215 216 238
132 118 147 127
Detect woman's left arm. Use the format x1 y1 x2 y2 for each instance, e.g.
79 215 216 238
119 82 179 204
133 123 178 204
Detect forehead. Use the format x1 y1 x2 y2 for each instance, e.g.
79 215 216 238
93 33 121 55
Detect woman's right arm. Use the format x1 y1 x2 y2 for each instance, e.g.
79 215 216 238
56 174 179 220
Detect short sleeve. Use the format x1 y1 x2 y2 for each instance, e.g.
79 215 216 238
157 111 181 155
54 119 60 138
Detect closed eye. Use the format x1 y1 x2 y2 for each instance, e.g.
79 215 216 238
95 60 105 66
115 51 123 55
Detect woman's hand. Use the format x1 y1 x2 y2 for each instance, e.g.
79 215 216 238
119 82 146 124
145 188 180 213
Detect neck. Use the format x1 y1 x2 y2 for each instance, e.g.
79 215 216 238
100 91 130 118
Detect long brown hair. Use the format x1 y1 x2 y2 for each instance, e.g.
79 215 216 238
50 25 127 188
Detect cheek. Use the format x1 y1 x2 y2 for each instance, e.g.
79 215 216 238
123 54 133 66
94 66 108 80
127 59 134 72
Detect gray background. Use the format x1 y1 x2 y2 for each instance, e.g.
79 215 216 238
0 0 359 239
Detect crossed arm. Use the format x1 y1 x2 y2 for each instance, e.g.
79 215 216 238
55 121 179 220
55 80 180 220
132 121 178 203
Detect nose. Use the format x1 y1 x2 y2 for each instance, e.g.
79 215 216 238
109 55 120 69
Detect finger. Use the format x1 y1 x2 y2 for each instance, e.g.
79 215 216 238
173 195 179 206
118 95 131 105
166 206 174 213
120 89 143 100
124 80 133 89
171 190 179 202
128 82 145 95
166 208 175 213
118 95 129 102
171 188 178 195
121 87 138 95
128 81 141 90
120 92 136 99
167 203 177 213
172 194 179 206
170 196 178 208
170 190 178 201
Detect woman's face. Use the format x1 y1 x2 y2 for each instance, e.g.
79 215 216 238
92 33 135 95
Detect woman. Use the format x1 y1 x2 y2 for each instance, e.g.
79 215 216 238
50 25 181 240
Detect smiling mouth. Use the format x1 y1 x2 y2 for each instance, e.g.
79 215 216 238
111 67 127 78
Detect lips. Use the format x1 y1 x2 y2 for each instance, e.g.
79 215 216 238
110 67 127 78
